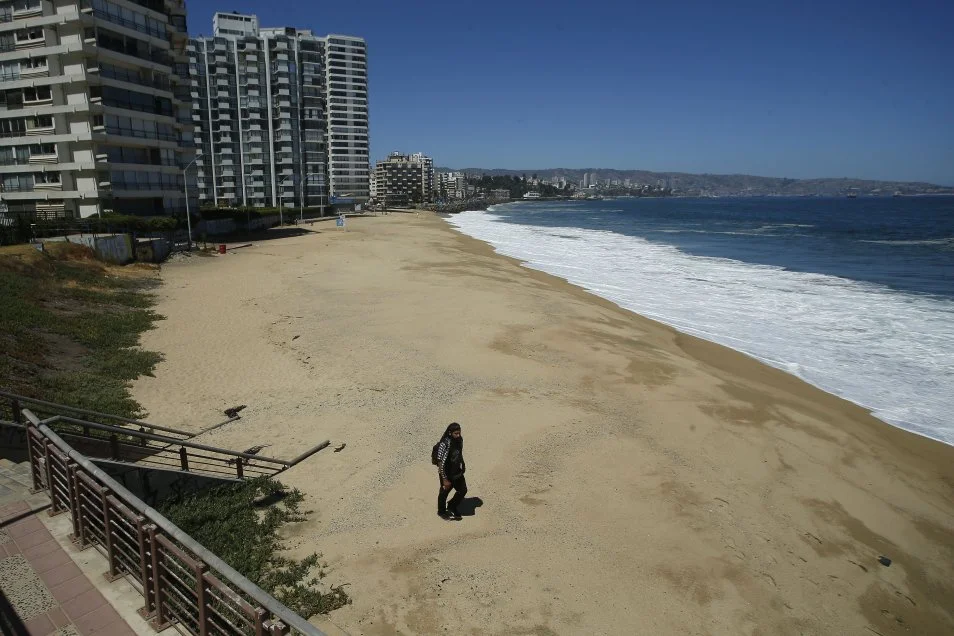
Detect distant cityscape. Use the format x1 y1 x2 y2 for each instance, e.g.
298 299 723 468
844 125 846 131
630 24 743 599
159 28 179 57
429 168 954 200
367 160 954 207
1 0 951 228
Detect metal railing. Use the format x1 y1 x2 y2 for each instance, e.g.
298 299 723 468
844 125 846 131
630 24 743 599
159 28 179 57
88 8 166 40
97 64 172 91
101 126 178 142
0 390 196 438
1 392 328 480
22 410 326 636
0 182 34 192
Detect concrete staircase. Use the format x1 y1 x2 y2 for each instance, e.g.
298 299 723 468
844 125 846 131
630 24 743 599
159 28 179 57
0 456 147 635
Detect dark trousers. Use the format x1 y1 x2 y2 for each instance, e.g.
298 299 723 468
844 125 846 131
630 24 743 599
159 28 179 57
438 475 467 514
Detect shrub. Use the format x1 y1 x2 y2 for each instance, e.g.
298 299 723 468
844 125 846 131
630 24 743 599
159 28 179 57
159 478 350 617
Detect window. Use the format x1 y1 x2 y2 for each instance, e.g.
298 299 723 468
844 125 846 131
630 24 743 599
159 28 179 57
15 27 43 42
0 118 26 136
33 115 53 127
34 172 60 184
13 0 43 12
30 142 55 156
2 174 34 191
0 61 18 81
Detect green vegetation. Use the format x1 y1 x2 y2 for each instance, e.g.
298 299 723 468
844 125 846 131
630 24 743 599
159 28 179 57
0 243 162 418
2 213 180 245
464 174 572 199
198 206 325 222
0 244 349 617
158 478 350 617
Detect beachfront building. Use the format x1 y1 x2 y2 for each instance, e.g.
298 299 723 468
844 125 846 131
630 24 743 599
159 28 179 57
372 151 433 206
436 170 466 200
187 13 369 210
0 0 195 219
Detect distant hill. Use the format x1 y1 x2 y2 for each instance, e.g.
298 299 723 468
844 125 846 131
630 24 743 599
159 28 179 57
436 168 954 197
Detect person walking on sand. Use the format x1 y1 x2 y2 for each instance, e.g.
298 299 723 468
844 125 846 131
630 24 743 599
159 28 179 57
435 422 466 521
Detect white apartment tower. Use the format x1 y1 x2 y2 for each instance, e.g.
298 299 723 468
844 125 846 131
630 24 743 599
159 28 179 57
0 0 195 219
324 34 368 200
187 13 368 210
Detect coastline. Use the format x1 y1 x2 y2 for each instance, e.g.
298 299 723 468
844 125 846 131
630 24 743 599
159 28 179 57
132 212 954 635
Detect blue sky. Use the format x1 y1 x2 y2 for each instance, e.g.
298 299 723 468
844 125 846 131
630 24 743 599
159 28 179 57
187 0 954 185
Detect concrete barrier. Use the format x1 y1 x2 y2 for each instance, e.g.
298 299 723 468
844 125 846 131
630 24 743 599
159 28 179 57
134 237 172 263
59 233 134 264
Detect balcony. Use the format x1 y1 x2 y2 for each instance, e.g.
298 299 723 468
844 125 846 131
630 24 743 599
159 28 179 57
19 65 49 78
25 123 56 136
29 151 58 164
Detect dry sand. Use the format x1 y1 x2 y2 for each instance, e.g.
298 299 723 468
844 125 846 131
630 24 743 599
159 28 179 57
132 213 954 635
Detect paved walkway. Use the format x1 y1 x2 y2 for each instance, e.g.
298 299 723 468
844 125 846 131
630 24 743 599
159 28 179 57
0 459 138 635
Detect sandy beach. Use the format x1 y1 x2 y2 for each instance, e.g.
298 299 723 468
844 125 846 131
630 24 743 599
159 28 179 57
132 213 954 635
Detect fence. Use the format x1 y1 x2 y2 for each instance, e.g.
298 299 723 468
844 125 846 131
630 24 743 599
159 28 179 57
1 392 328 481
21 409 326 636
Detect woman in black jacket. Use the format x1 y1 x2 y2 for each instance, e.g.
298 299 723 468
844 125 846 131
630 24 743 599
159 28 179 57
435 422 466 520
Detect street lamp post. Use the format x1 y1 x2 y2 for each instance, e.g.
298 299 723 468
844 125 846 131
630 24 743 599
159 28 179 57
279 176 295 227
300 171 325 223
183 154 200 251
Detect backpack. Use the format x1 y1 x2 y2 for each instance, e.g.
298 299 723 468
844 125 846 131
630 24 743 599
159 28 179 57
431 439 442 465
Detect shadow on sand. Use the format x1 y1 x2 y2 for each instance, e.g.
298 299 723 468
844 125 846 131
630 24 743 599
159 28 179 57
457 497 483 517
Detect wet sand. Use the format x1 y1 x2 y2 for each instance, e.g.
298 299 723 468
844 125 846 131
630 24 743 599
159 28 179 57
132 212 954 635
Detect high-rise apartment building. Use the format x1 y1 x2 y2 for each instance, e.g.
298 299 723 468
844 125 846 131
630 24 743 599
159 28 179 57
0 0 194 219
372 151 433 206
324 34 368 200
187 13 368 210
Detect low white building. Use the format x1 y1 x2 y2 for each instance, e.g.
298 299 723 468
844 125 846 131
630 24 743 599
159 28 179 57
436 171 466 199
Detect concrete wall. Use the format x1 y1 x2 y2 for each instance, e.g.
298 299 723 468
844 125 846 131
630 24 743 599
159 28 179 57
198 218 236 236
63 234 134 264
134 238 172 263
196 215 279 235
248 215 280 230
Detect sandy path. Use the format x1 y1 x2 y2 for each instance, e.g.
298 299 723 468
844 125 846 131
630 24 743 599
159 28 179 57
133 213 954 635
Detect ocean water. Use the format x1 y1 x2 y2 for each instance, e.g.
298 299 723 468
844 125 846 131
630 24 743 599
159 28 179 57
446 197 954 446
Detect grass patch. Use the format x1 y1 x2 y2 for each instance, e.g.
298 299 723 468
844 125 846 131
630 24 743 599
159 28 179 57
1 245 351 616
159 478 350 618
0 244 162 419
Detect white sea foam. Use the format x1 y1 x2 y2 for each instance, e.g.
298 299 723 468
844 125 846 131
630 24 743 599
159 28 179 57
860 237 954 247
447 211 954 445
